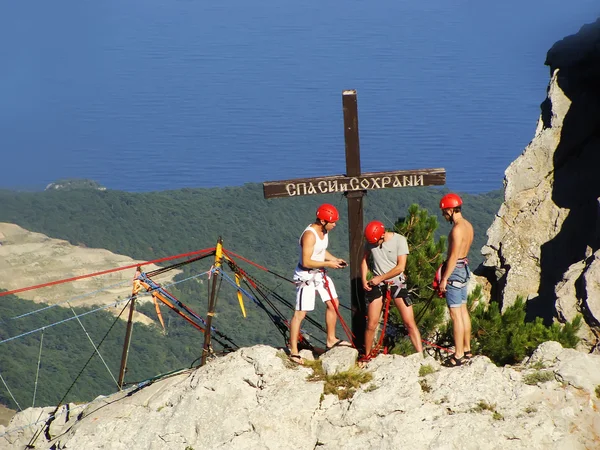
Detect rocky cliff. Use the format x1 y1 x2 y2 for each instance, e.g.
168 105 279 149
2 344 600 450
481 18 600 350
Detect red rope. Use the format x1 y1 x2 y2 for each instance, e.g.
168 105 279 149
221 250 258 289
421 338 452 354
370 288 392 357
0 247 216 298
321 270 355 346
223 249 270 272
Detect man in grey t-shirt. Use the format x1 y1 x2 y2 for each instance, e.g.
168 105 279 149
360 221 423 360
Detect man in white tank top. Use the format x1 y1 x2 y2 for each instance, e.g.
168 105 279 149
288 203 350 365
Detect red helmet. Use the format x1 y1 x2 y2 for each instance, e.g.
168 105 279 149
439 193 462 210
364 221 386 244
316 204 339 222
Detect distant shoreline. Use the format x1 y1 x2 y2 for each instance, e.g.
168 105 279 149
0 180 504 196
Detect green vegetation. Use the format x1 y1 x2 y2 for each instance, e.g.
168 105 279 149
391 204 448 354
472 400 496 413
426 289 581 366
305 360 373 400
470 297 581 366
418 364 436 377
523 371 556 385
0 292 205 409
366 205 581 367
0 184 503 409
492 411 504 421
418 379 432 393
595 385 600 399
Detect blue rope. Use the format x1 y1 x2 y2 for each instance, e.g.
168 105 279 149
10 280 131 320
0 298 131 346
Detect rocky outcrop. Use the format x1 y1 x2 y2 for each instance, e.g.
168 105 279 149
481 18 600 347
1 344 599 450
0 223 181 325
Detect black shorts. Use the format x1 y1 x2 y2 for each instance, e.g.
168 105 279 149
364 283 387 304
365 283 411 306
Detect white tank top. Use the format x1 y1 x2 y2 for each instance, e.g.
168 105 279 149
296 225 328 272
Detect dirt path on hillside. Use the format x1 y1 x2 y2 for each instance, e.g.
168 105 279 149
0 223 182 326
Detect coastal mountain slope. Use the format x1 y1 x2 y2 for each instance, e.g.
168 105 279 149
0 222 180 325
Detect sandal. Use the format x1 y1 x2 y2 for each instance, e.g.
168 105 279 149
443 354 466 367
464 351 473 360
289 354 304 365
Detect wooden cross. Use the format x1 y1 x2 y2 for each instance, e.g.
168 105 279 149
263 90 445 349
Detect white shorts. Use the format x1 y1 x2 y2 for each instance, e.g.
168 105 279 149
294 270 338 311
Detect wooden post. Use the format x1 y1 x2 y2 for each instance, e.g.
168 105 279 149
342 90 366 348
118 267 142 389
201 237 223 366
262 90 446 352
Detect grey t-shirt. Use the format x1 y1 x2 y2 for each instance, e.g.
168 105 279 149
368 233 409 279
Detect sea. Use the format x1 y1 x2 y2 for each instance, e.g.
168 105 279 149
1 0 598 194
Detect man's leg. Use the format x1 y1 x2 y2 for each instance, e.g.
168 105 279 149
365 297 383 356
394 298 423 353
461 302 471 354
289 310 307 356
448 306 464 358
324 299 340 348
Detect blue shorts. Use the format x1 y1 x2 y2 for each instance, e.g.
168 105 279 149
446 265 470 308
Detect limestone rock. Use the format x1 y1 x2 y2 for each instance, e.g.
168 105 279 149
481 19 600 347
2 344 599 450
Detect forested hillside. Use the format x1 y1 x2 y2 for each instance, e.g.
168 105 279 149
0 183 502 409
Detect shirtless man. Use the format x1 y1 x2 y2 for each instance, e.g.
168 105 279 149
439 193 474 367
288 203 349 364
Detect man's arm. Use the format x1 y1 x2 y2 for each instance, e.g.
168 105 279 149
324 247 347 267
441 226 463 291
370 254 406 286
301 233 344 269
361 249 372 291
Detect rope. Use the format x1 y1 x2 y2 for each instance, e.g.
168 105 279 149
222 256 327 348
239 266 328 338
0 372 22 411
222 249 295 284
370 288 392 357
26 299 131 449
0 297 131 346
146 249 216 278
321 270 355 345
414 290 437 325
0 401 88 439
68 303 120 389
0 247 216 298
2 272 210 348
10 279 131 320
32 329 44 408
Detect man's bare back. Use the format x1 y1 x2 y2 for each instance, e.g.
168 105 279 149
448 217 474 260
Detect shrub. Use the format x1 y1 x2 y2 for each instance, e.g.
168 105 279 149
418 364 435 377
523 371 555 385
470 297 581 366
305 360 373 400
